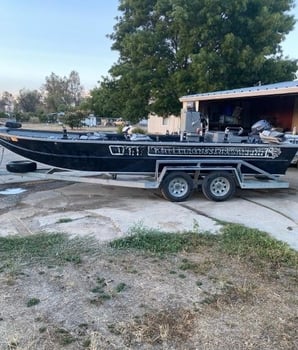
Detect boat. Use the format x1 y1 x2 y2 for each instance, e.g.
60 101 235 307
0 120 297 176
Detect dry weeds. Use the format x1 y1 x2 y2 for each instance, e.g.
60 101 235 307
0 242 297 350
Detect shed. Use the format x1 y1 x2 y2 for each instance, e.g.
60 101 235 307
179 81 298 133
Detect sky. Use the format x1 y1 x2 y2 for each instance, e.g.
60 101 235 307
0 0 120 94
0 0 298 95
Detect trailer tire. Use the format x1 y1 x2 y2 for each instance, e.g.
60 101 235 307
202 171 236 202
160 172 193 202
5 121 22 128
6 160 37 173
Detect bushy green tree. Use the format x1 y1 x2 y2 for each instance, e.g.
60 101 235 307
93 0 297 117
88 77 122 118
63 110 84 129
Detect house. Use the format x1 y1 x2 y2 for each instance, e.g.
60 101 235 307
82 114 97 127
179 80 298 133
148 114 181 134
148 81 298 134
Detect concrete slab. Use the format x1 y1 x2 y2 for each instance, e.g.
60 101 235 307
182 180 298 250
0 147 297 250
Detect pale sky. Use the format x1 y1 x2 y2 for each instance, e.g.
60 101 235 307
0 0 120 94
0 0 297 95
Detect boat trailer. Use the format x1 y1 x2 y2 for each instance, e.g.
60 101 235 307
1 159 291 202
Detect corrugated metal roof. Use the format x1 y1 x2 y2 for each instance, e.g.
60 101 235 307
179 80 298 102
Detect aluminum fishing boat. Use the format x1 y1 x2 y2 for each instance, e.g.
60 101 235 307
0 123 297 176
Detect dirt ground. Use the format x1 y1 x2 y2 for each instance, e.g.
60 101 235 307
0 123 297 349
0 180 297 350
0 235 297 350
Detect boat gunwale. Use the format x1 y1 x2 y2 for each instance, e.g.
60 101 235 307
0 127 297 149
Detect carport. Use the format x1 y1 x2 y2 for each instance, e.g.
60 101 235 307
180 81 298 133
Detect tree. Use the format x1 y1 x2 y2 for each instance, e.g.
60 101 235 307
88 77 130 119
100 0 297 117
43 71 84 112
68 70 83 107
17 89 42 113
63 110 84 129
0 91 14 114
87 75 150 123
43 72 69 112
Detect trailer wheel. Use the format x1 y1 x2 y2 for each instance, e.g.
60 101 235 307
161 172 193 202
6 160 37 173
5 121 22 128
202 171 236 202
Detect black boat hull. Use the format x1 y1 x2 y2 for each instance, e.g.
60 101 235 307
0 128 297 175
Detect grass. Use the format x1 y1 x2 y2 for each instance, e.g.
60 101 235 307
110 308 196 346
115 282 127 293
220 223 298 268
0 232 98 273
110 224 298 269
201 281 256 307
53 328 76 346
110 224 217 254
1 224 296 277
89 276 112 305
56 217 73 224
26 298 40 307
179 258 215 275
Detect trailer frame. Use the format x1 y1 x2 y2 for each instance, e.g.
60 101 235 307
1 158 290 202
